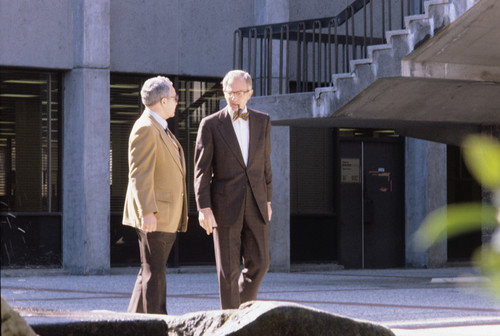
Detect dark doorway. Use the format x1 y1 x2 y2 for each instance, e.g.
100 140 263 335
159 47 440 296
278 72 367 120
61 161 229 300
289 128 337 263
447 145 482 262
338 135 405 268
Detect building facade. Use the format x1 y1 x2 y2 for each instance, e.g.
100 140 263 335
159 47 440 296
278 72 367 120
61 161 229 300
1 0 497 274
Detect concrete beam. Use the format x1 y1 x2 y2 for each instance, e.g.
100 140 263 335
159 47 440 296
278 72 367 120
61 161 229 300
334 77 500 125
403 0 500 82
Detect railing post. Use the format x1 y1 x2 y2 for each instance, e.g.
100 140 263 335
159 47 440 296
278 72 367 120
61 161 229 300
259 34 266 96
388 0 392 31
248 29 253 74
266 26 273 95
296 22 304 92
313 20 322 89
370 0 373 44
249 28 258 91
363 0 368 58
312 21 316 89
280 24 290 94
382 0 386 43
351 5 356 61
233 30 241 69
401 0 405 28
345 7 349 72
334 19 339 74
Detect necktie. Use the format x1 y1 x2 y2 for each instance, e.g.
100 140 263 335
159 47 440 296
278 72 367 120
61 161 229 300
232 110 249 121
165 128 179 152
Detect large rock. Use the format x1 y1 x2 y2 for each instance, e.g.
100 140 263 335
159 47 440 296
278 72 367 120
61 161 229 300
167 301 396 336
1 296 37 336
8 299 395 335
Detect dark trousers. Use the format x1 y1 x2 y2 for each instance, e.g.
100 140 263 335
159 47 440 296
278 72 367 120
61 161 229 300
127 229 176 314
213 186 270 309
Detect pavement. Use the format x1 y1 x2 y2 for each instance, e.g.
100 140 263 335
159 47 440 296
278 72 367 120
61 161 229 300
1 265 500 335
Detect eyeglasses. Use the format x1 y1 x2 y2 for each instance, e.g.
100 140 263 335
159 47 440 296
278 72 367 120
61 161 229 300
163 95 178 103
224 90 250 98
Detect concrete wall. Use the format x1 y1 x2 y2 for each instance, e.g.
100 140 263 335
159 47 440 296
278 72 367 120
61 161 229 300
289 0 349 21
110 0 255 76
0 0 255 76
0 0 73 69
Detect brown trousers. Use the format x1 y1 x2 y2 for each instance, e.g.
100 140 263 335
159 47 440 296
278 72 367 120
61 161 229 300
213 185 270 309
127 229 176 314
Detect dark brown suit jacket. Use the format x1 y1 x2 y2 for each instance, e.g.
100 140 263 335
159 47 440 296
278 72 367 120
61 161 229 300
194 107 272 226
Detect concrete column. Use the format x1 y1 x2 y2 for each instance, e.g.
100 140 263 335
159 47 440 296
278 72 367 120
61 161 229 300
254 0 290 95
63 0 110 274
405 138 447 268
269 126 291 271
254 0 289 24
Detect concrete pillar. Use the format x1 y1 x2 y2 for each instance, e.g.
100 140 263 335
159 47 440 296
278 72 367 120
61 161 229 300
405 138 447 267
251 1 291 270
254 0 290 95
254 0 289 24
63 0 110 274
269 126 291 271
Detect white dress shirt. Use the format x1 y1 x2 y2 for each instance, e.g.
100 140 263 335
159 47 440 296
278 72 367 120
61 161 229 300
147 107 167 130
148 107 180 157
228 106 249 166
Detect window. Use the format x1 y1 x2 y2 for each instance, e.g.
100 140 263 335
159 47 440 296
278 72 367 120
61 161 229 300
0 68 62 266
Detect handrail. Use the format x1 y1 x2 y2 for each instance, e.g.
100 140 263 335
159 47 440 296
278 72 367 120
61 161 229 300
234 0 425 96
237 0 373 37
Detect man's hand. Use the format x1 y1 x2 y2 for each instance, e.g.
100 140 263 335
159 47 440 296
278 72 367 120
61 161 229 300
199 208 216 235
267 202 272 221
141 213 157 233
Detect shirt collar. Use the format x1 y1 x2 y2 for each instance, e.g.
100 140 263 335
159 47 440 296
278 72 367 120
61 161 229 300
147 107 168 130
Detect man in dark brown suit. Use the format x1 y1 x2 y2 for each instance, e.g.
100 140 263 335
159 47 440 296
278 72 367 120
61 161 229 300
194 70 272 309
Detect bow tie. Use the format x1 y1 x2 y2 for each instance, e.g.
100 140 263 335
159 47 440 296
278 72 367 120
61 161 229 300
232 110 249 121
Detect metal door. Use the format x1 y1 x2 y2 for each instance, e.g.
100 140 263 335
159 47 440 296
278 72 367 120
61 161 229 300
338 139 404 268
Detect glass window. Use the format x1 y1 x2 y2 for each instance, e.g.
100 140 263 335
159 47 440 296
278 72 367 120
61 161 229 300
0 69 61 212
0 68 62 266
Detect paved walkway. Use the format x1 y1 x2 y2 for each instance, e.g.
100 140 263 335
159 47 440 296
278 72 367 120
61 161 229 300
1 266 499 335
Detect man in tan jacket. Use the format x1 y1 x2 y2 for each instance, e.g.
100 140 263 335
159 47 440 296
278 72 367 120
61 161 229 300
123 76 188 315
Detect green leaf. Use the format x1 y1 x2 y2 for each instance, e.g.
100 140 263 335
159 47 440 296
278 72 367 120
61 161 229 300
463 135 500 190
414 202 498 249
473 246 500 299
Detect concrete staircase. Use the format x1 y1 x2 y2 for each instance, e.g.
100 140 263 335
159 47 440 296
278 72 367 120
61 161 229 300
312 0 480 119
250 0 481 124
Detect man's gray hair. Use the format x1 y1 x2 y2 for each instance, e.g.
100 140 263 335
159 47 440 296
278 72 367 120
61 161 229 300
141 76 173 107
222 70 252 91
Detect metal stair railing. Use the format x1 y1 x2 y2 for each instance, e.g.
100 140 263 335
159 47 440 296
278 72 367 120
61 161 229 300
233 0 425 96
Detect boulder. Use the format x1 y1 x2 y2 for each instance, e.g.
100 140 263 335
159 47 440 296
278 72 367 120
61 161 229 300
166 301 396 336
1 296 37 336
5 298 395 336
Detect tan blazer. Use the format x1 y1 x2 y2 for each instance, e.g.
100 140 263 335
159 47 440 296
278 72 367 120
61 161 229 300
194 107 272 227
123 111 188 233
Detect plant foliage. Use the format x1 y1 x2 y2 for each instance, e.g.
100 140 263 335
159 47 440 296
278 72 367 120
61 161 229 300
415 135 500 298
